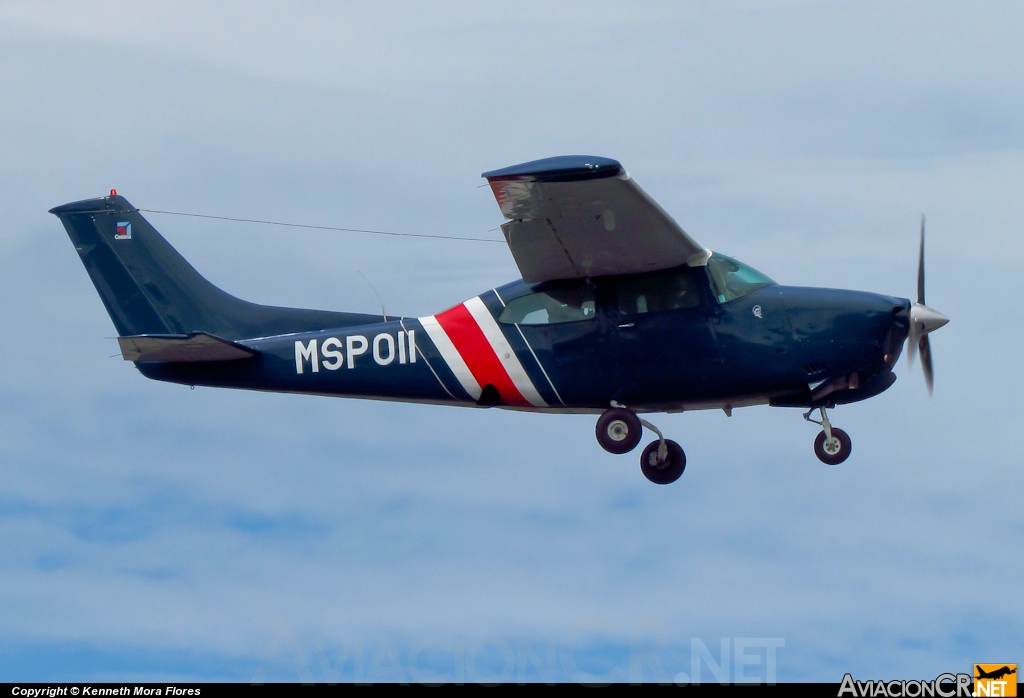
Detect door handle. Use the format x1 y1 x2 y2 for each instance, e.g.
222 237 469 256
618 322 634 328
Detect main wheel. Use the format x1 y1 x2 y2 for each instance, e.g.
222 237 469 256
639 439 686 484
813 428 852 465
595 408 643 454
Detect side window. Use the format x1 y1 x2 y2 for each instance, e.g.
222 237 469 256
498 284 596 325
706 253 774 303
616 267 701 316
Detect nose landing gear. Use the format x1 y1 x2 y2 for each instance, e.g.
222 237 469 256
597 404 686 484
804 406 852 465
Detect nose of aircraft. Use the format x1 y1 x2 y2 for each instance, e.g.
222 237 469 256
783 288 912 368
910 303 949 335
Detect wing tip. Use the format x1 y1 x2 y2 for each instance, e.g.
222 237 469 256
482 155 623 183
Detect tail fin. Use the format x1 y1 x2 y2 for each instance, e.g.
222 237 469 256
50 193 380 340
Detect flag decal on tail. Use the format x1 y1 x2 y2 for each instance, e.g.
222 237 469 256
114 222 132 240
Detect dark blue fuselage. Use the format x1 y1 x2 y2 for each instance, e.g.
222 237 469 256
140 262 910 414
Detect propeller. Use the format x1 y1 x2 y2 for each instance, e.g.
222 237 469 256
906 215 949 393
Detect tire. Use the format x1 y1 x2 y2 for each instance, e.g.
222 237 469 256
640 439 686 484
813 428 852 465
596 408 643 454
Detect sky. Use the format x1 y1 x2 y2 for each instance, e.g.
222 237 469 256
0 0 1021 683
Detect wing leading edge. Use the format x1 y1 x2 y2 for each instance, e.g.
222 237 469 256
483 156 709 284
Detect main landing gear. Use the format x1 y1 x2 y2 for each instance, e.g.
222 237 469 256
596 404 686 484
804 406 852 465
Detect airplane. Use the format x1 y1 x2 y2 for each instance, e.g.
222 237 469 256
50 155 949 485
975 666 1016 681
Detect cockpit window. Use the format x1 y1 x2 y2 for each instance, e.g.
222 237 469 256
616 266 702 315
706 253 774 303
498 283 596 325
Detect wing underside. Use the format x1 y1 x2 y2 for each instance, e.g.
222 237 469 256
483 156 708 284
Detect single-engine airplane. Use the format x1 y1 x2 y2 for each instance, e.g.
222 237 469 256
51 155 949 484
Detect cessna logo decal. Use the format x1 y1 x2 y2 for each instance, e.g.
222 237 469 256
419 296 547 407
295 330 415 374
752 304 763 319
114 222 132 240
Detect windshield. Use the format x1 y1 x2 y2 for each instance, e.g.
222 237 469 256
706 253 774 303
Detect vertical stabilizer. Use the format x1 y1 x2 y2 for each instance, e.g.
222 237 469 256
50 193 380 339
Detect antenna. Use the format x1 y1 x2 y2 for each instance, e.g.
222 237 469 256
357 270 387 322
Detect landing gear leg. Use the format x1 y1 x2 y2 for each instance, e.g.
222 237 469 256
639 418 667 463
804 406 852 465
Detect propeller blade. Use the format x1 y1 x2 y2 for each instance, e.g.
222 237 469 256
917 214 926 305
906 215 946 393
919 334 933 395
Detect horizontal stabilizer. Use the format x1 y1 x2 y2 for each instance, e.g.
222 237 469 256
118 332 257 363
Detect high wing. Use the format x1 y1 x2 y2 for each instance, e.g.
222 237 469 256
483 155 709 284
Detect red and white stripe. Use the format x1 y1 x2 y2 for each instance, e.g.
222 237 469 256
418 296 547 407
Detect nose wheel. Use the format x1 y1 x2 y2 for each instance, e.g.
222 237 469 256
804 406 852 465
596 404 687 484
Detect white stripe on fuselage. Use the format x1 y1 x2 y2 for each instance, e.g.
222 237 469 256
418 314 482 400
463 296 547 407
493 287 564 406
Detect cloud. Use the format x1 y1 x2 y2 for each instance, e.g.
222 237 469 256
0 0 1021 682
